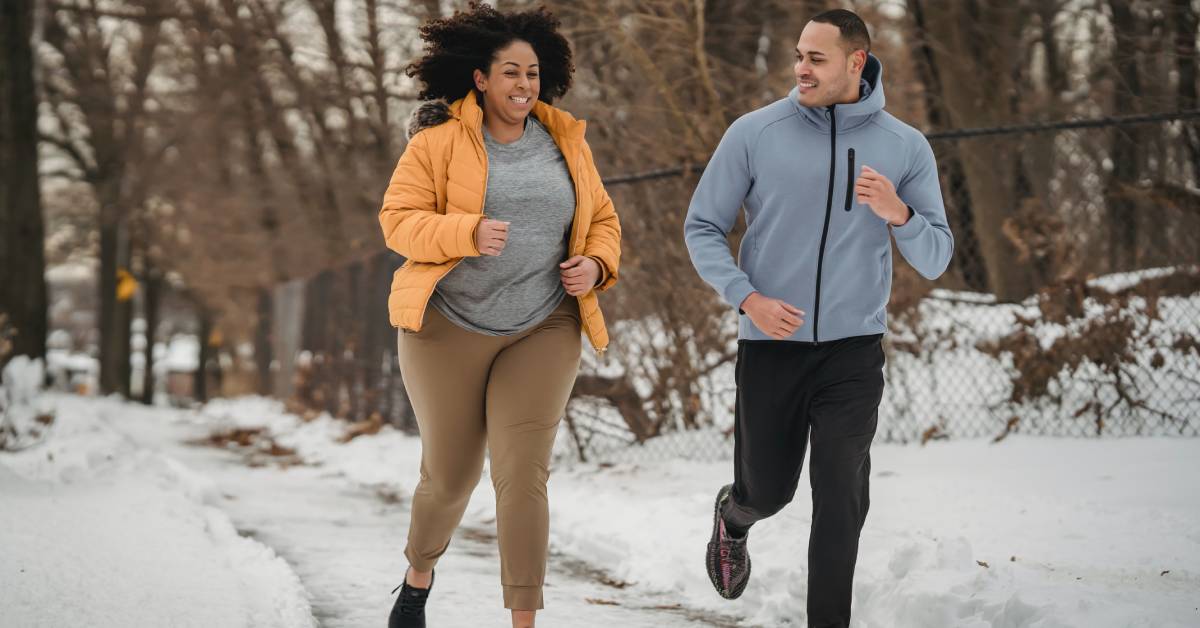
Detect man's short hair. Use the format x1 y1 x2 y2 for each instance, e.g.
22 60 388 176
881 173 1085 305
810 9 871 54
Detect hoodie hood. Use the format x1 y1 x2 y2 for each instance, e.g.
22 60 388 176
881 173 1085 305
791 53 886 133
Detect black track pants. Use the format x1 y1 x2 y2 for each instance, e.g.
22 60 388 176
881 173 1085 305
722 334 885 628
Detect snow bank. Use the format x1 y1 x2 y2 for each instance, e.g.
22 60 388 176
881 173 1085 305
1 356 54 450
549 437 1200 627
194 396 1200 627
0 395 315 628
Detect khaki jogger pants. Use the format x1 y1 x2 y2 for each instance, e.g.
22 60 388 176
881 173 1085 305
397 298 582 610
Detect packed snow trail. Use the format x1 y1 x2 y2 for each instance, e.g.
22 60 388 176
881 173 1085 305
107 397 743 627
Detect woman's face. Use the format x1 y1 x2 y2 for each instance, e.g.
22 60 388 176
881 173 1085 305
473 40 540 126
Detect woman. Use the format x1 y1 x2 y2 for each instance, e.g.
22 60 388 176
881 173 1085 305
378 4 620 627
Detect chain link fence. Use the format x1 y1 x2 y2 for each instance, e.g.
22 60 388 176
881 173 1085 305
277 111 1200 465
553 111 1200 464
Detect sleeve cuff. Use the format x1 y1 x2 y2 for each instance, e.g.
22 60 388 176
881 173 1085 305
588 256 609 287
724 279 757 314
460 214 484 256
890 206 927 240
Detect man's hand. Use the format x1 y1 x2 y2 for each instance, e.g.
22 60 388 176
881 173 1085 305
740 292 805 340
855 165 910 226
560 256 601 296
475 218 510 256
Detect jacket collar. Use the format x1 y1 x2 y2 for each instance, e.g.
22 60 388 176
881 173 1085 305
406 90 586 147
791 53 886 133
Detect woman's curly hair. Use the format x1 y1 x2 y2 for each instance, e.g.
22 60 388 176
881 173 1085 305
406 3 574 104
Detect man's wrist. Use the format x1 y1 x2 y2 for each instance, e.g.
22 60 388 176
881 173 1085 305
738 291 759 316
890 203 914 226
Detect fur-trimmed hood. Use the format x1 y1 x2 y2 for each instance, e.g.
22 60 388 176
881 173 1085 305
404 92 586 144
405 99 453 140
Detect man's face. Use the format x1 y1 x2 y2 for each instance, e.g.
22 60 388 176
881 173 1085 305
793 22 862 108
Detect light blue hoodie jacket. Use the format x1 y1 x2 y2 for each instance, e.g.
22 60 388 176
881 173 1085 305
684 55 953 343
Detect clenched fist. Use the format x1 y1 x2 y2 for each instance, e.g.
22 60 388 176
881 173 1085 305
855 165 911 226
559 256 601 296
740 292 805 340
476 218 510 256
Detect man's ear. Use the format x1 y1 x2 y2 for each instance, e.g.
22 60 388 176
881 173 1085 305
852 50 867 74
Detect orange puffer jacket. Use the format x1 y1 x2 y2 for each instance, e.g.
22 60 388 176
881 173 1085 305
379 91 621 353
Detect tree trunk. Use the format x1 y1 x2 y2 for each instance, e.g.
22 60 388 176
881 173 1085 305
1106 0 1142 272
907 0 990 292
913 0 1035 301
98 193 122 394
0 0 47 367
1173 0 1199 188
117 234 133 397
140 270 161 405
255 287 273 396
195 305 211 403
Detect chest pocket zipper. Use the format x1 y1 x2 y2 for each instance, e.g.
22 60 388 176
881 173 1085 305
844 147 855 212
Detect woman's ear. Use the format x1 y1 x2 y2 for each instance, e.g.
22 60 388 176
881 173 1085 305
473 68 487 93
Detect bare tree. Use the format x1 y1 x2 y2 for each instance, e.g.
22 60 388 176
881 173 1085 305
40 0 171 395
1 0 48 367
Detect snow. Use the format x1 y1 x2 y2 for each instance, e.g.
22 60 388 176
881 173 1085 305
2 356 44 406
178 397 1200 627
0 395 315 628
44 262 93 283
854 267 1200 441
2 356 53 450
4 391 1199 627
161 334 200 372
1088 265 1197 293
549 437 1200 627
563 266 1200 450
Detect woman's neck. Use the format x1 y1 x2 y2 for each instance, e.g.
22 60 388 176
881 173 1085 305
483 112 527 144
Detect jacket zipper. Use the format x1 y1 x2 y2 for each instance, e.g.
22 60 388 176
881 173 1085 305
812 106 837 343
844 148 855 212
564 142 604 355
565 142 605 353
413 122 490 328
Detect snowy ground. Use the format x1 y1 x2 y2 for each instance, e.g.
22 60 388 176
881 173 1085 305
3 394 1198 627
1 395 738 627
0 396 314 628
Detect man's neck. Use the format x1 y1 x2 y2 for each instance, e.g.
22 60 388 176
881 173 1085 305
834 80 863 106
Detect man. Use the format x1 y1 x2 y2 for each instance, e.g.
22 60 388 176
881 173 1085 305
683 9 953 627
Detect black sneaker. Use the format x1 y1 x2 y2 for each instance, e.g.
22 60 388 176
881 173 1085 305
389 569 434 628
705 484 750 599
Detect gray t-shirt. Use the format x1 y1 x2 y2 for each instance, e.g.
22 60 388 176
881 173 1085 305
430 117 576 335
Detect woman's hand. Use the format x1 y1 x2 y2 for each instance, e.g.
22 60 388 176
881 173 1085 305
559 256 601 296
475 218 510 256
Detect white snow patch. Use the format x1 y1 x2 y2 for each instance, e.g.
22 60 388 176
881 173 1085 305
0 395 316 628
189 397 1200 627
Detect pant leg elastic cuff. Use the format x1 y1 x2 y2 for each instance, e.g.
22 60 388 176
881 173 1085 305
502 584 544 610
403 545 438 573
